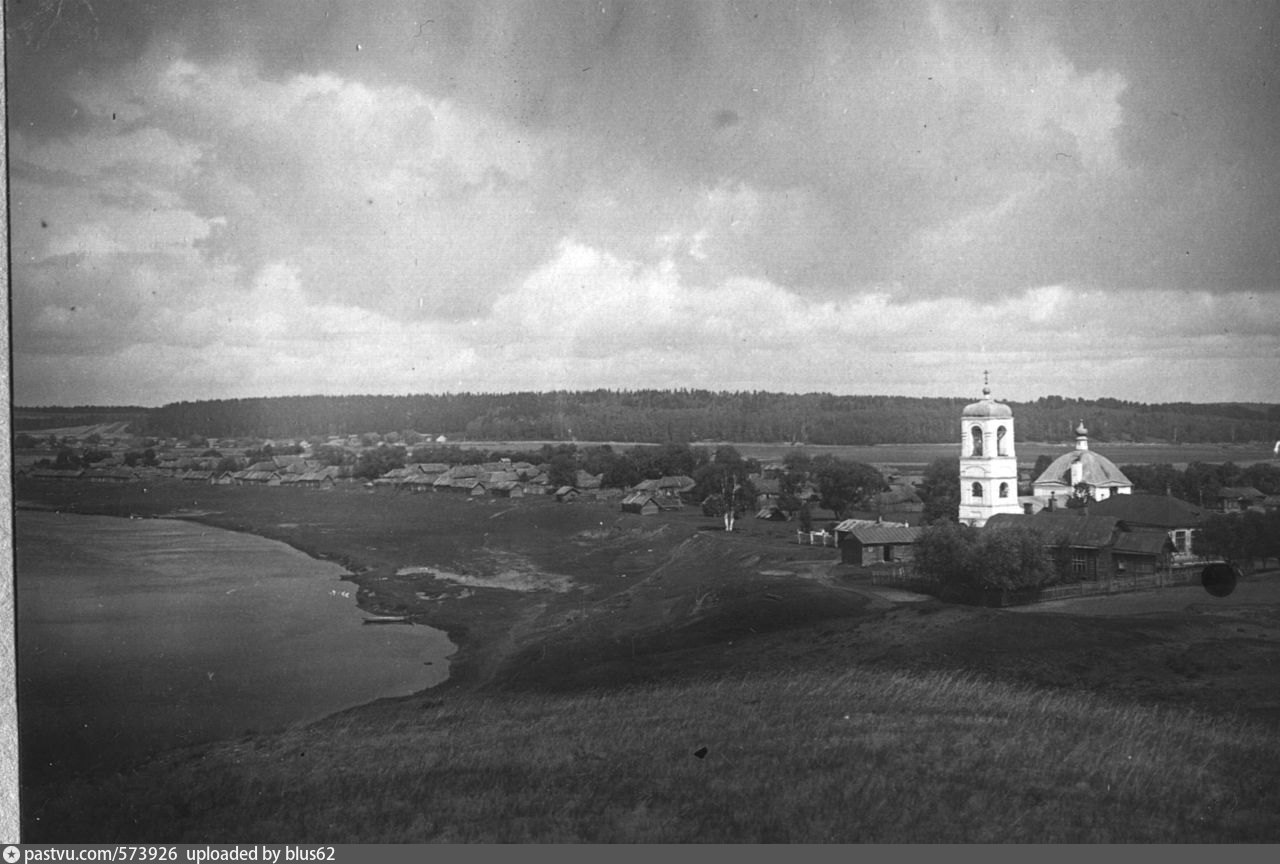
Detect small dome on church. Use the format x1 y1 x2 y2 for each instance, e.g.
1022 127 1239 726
1075 421 1088 436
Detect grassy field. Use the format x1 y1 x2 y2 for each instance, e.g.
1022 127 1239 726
27 666 1280 842
14 478 1280 842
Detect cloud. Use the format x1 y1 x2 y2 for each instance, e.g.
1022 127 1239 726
7 1 1279 406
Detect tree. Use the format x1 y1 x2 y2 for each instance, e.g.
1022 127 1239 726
978 523 1055 590
1065 482 1094 509
81 448 113 465
915 521 1055 595
354 444 406 480
919 457 960 523
718 475 754 532
797 502 813 533
243 444 275 464
1240 463 1280 495
1194 513 1248 565
314 444 355 467
811 456 885 517
914 521 977 589
1245 510 1280 568
546 453 578 489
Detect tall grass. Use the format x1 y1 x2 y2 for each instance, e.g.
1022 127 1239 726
27 666 1280 843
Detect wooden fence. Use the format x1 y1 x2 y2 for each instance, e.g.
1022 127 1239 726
865 563 1205 605
1035 568 1197 602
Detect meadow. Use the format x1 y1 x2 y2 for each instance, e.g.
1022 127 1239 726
29 666 1280 842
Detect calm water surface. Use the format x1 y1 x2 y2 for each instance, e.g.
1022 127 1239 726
16 511 454 782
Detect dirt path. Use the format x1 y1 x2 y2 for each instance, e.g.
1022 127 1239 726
780 559 935 608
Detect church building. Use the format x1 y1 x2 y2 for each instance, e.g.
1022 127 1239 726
1031 421 1133 506
957 377 1022 527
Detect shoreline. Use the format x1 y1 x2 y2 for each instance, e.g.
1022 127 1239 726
14 498 481 692
14 507 456 787
11 482 618 693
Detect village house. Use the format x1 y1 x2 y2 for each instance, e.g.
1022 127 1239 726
1084 493 1208 566
621 490 683 515
985 510 1170 582
836 522 923 567
1214 486 1266 512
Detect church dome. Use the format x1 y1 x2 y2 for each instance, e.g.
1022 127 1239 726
962 386 1013 419
1034 449 1132 490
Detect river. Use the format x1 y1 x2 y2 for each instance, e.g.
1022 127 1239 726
15 510 455 783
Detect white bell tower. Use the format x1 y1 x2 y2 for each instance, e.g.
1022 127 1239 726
958 372 1021 527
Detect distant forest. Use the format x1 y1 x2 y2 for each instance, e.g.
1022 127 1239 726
17 391 1280 445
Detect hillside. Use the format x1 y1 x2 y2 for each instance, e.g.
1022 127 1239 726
15 479 1280 842
17 391 1280 445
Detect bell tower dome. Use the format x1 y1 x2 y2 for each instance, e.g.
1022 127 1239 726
958 372 1022 526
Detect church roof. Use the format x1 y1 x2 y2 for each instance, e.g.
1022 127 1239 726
1033 449 1132 489
961 386 1012 419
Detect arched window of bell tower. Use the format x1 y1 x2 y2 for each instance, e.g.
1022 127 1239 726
996 426 1008 456
972 482 984 499
999 482 1010 498
971 426 983 457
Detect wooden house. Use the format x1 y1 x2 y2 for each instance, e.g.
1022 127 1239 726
1214 486 1265 512
837 524 922 567
621 492 661 516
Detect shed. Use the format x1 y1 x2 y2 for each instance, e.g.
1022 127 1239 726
839 525 923 566
621 492 661 516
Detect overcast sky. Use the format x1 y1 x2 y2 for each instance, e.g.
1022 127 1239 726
8 0 1280 407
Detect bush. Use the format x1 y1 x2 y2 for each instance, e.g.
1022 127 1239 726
915 521 1056 594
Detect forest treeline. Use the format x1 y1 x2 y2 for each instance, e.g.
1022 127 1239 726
16 391 1280 445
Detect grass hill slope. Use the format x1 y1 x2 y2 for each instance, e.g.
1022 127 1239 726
15 480 1280 842
29 665 1280 842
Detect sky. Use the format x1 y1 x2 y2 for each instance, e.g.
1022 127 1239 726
7 0 1280 407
